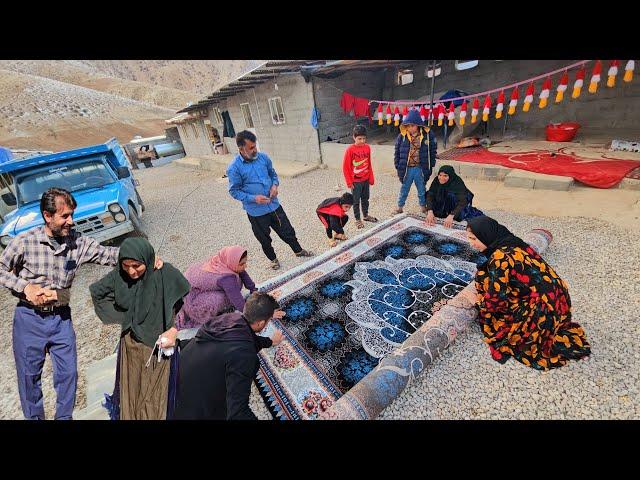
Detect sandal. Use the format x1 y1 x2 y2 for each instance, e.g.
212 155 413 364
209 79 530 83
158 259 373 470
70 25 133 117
328 238 338 247
363 215 378 223
334 233 347 241
355 220 364 229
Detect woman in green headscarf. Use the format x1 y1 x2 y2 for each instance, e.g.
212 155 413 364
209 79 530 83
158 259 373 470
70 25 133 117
89 237 190 420
424 165 483 228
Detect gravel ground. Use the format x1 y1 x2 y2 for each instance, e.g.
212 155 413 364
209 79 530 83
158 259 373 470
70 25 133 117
1 163 638 420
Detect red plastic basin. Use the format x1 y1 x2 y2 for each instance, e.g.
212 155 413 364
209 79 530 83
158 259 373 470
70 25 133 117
546 122 581 142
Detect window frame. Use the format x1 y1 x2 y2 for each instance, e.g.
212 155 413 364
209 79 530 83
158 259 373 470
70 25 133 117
267 96 286 125
240 103 255 129
212 107 224 125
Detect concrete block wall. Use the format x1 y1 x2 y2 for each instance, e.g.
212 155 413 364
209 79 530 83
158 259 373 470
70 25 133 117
321 142 397 176
176 119 215 158
206 75 321 165
313 70 386 143
382 60 640 139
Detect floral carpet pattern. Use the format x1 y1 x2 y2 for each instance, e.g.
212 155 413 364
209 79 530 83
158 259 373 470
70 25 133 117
255 215 485 420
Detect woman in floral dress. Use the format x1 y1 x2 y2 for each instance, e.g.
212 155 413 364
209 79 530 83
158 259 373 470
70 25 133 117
466 216 590 370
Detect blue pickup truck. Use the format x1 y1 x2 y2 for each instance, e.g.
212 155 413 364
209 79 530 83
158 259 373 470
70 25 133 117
0 138 146 249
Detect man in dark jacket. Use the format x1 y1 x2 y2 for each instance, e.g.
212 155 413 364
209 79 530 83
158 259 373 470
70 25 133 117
393 109 437 214
173 292 283 420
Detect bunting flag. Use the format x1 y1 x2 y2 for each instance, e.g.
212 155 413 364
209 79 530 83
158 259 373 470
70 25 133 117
447 102 455 126
459 100 468 126
419 105 427 122
555 71 569 103
482 95 491 121
437 103 445 126
572 67 585 98
495 91 505 119
607 60 619 87
523 82 535 112
624 60 635 82
589 60 602 93
471 97 479 123
347 61 635 129
539 77 551 108
508 88 519 115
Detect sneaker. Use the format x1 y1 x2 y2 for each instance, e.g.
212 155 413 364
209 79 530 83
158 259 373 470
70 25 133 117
393 207 403 215
363 215 378 223
355 220 364 229
295 249 314 257
270 259 281 270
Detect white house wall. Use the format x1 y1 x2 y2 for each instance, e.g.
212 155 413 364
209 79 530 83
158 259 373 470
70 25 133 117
208 74 322 165
176 119 215 158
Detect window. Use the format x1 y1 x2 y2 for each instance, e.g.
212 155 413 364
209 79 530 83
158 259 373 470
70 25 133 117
212 107 223 125
425 62 442 78
396 69 414 86
268 97 286 125
240 103 255 129
15 157 115 206
455 60 479 71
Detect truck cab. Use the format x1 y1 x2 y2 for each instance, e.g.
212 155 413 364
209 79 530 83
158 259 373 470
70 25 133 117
0 138 146 249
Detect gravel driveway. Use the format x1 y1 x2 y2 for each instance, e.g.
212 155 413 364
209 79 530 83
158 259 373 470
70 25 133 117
1 163 637 420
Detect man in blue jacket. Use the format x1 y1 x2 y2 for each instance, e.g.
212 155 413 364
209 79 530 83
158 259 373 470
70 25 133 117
393 109 438 214
227 130 313 270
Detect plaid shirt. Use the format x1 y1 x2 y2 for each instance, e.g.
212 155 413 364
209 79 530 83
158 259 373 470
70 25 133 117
0 226 118 294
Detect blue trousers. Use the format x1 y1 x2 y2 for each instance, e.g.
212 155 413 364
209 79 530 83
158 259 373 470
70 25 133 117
398 166 427 208
12 305 77 420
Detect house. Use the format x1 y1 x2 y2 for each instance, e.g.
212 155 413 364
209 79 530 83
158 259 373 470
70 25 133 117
169 60 640 176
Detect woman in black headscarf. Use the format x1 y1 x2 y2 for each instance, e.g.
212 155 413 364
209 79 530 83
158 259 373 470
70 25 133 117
466 215 590 371
425 165 483 228
89 238 190 420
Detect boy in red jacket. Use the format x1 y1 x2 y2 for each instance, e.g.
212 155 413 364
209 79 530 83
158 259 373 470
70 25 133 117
316 193 353 247
343 125 378 229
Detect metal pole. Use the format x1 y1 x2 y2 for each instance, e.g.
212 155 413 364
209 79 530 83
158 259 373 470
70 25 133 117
443 122 448 148
428 60 436 127
502 111 509 139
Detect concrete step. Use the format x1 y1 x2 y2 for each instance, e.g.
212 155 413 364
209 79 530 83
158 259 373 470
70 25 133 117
74 398 109 421
87 372 116 406
174 157 202 169
503 169 574 191
85 353 117 379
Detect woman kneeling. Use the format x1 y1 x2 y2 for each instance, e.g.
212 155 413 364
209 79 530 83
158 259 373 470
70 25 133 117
466 215 590 371
425 165 483 228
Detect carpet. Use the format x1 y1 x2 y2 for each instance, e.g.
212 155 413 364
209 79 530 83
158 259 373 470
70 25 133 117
255 214 553 420
456 144 640 188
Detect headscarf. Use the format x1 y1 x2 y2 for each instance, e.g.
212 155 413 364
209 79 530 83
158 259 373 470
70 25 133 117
89 237 191 348
466 215 530 260
428 165 468 205
202 246 247 276
195 311 254 344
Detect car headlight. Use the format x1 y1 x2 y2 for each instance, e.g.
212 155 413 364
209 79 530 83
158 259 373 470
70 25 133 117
0 235 12 247
108 203 122 213
114 213 126 222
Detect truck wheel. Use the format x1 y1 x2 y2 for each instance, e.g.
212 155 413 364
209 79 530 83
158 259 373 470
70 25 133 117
128 207 147 239
135 189 146 213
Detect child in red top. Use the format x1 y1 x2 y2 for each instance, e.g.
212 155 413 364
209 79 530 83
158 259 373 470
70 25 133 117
316 193 353 247
343 125 378 229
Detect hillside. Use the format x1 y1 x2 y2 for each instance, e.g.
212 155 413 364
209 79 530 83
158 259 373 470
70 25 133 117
0 60 261 151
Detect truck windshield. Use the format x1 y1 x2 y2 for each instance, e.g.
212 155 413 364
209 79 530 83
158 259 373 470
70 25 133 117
16 156 116 206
